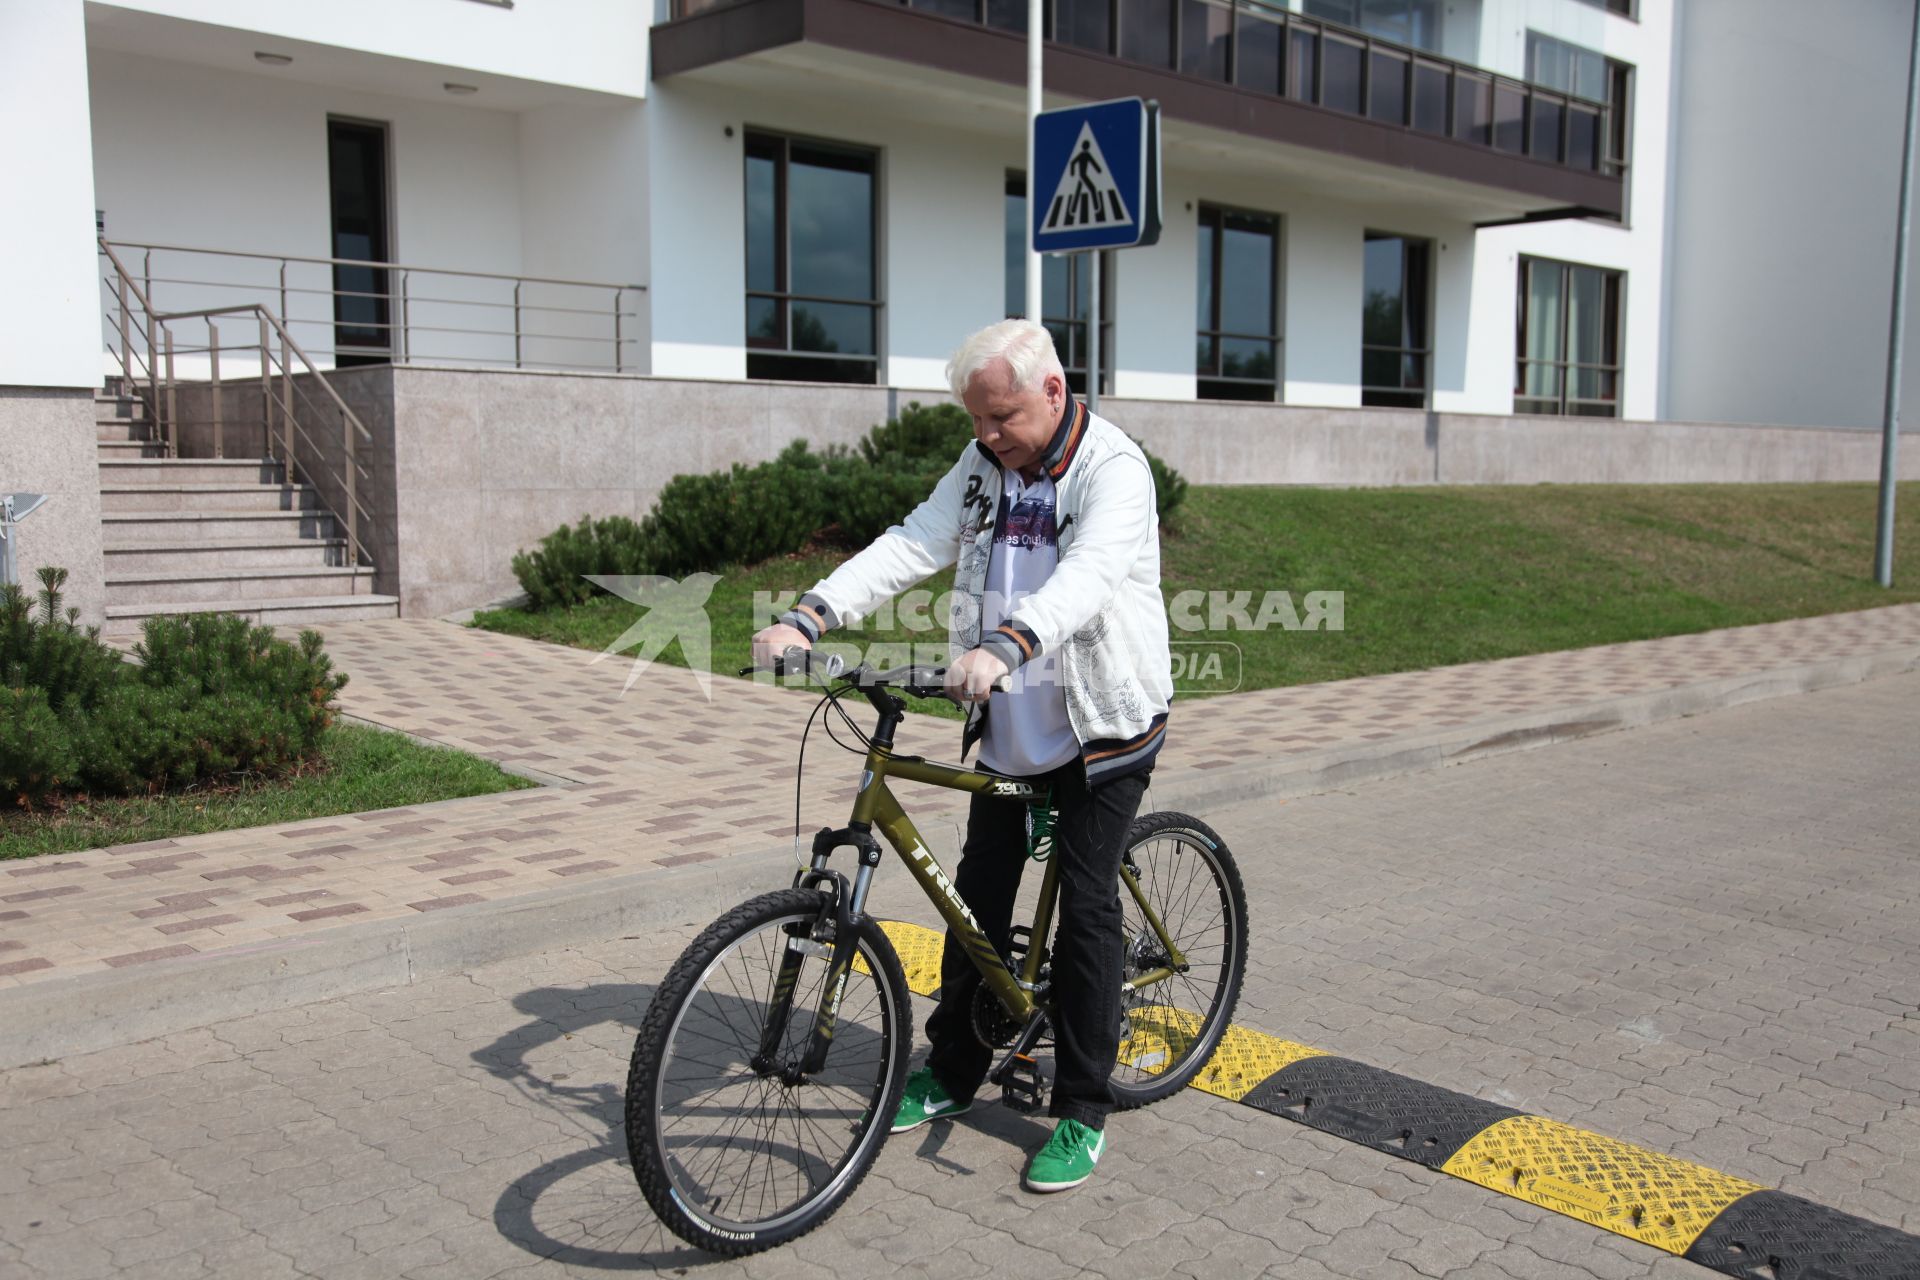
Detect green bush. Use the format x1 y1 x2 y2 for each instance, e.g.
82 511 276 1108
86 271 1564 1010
0 572 349 808
510 513 655 611
859 401 973 468
509 397 1189 601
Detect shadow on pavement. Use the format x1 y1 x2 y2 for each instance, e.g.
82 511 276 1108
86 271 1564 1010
471 980 722 1271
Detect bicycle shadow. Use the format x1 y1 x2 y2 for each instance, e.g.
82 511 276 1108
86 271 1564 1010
472 979 721 1271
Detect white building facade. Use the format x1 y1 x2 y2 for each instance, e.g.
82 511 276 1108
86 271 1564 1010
1 0 1914 626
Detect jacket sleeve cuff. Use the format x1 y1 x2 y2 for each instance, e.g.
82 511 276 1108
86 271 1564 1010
777 592 839 643
979 622 1041 671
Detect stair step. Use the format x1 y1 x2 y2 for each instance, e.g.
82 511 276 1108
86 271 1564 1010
96 441 169 459
103 539 350 572
101 511 337 542
100 484 319 514
99 459 284 487
96 421 155 443
106 565 378 607
103 594 400 636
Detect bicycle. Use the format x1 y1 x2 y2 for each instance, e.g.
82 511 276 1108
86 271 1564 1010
624 651 1247 1255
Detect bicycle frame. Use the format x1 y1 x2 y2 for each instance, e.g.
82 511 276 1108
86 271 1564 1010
773 677 1189 1079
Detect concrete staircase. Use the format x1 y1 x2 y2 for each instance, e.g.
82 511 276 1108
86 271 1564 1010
95 383 399 635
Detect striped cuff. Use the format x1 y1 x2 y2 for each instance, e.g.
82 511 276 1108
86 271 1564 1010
978 622 1041 672
777 592 838 643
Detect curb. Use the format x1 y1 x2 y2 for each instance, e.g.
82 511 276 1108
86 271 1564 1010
7 641 1916 1069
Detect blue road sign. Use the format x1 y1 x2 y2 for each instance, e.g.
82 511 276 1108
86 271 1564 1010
1032 97 1162 254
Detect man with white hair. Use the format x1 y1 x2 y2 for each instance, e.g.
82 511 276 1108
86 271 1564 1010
751 318 1172 1193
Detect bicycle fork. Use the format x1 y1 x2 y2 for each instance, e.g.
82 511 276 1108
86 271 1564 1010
755 826 886 1083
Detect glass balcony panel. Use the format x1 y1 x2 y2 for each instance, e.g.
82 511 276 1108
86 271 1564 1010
1289 27 1319 102
1322 35 1364 114
1121 0 1175 68
1530 96 1565 163
1453 74 1490 144
1057 0 1111 52
1181 0 1232 80
1493 84 1526 153
1369 50 1408 124
1236 4 1284 94
1411 61 1448 133
986 0 1028 32
1567 103 1601 170
909 0 978 19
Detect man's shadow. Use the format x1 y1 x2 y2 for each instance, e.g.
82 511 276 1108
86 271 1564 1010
473 979 718 1271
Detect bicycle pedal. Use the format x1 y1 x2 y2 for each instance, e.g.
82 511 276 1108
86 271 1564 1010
1000 1053 1047 1113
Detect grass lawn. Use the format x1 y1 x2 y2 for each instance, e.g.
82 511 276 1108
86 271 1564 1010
1 721 535 861
473 481 1920 712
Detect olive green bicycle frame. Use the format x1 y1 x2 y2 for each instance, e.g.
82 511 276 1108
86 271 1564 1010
836 746 1189 1022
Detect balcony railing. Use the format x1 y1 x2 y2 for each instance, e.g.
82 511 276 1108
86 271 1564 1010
668 0 1616 177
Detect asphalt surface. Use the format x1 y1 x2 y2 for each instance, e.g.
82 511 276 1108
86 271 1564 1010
2 672 1916 1279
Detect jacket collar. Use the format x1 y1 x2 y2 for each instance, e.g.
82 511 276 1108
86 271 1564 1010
972 389 1088 481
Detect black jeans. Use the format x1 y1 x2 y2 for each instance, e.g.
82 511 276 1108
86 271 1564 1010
924 759 1150 1130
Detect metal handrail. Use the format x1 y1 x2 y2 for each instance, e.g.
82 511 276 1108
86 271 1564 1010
111 239 647 293
107 239 649 373
99 242 383 571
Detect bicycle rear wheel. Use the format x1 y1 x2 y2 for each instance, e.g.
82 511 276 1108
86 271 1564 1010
1109 811 1248 1108
625 888 910 1255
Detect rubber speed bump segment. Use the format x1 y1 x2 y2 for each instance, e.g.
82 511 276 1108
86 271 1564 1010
1441 1114 1764 1253
876 920 1920 1278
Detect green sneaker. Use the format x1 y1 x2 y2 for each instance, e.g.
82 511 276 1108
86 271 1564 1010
1023 1118 1106 1192
889 1068 972 1133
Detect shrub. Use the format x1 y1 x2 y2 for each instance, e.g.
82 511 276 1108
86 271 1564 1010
641 441 831 576
1137 440 1190 528
0 572 350 808
859 401 973 468
510 513 655 610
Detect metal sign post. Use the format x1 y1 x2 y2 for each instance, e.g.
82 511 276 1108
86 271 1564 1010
1032 97 1160 413
0 493 50 588
1876 0 1920 587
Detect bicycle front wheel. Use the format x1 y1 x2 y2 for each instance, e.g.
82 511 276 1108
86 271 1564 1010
625 888 910 1256
1109 811 1248 1108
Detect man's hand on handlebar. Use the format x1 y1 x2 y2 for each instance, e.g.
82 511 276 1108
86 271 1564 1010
945 647 1010 705
751 623 811 668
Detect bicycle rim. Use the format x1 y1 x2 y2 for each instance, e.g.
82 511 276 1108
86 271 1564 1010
1112 827 1241 1095
649 910 901 1239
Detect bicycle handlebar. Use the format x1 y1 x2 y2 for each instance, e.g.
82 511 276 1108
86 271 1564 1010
739 647 1011 702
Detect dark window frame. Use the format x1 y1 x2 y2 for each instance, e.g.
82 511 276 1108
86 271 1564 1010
1569 0 1636 20
1005 170 1113 397
1195 201 1282 402
1360 229 1432 410
743 128 883 385
1514 254 1625 418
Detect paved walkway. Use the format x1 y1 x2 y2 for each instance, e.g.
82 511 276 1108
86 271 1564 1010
3 671 1914 1278
2 605 1918 989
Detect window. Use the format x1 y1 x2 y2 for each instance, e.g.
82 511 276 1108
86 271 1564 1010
745 132 879 384
1361 231 1430 409
1571 0 1634 16
1516 257 1623 417
1528 31 1633 176
1303 0 1442 52
1004 173 1111 396
1196 204 1280 401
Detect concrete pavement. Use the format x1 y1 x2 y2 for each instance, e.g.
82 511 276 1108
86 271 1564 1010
2 604 1918 1073
1 670 1915 1278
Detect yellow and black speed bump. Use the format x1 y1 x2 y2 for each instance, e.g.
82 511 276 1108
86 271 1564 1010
875 921 1920 1278
1242 1055 1524 1169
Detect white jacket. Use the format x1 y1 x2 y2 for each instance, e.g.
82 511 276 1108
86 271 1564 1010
781 396 1171 782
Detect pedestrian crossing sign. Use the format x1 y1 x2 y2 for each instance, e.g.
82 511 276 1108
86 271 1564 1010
1032 97 1161 254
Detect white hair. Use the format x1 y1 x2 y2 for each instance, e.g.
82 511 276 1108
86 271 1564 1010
945 318 1065 400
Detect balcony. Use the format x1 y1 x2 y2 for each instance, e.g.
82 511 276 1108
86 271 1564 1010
656 0 1622 221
